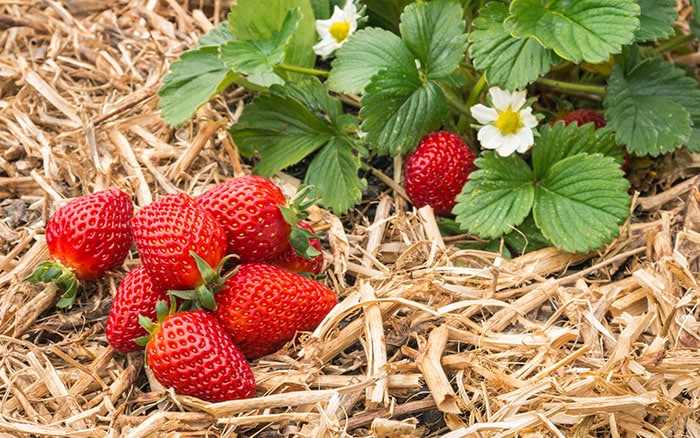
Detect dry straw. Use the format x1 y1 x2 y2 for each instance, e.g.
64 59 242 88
1 0 700 436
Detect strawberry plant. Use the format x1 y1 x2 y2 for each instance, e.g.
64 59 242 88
25 188 134 308
157 0 700 254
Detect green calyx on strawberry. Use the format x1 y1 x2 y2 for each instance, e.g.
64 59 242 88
24 188 134 308
137 299 255 402
279 185 321 261
403 131 476 216
272 221 324 275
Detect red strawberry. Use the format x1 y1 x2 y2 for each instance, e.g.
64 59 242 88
195 175 290 263
131 193 227 291
271 221 324 275
25 188 134 308
552 109 607 129
143 308 255 402
403 131 476 216
214 263 338 358
106 265 169 353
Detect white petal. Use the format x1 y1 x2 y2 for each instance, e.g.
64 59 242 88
519 107 539 128
514 128 534 153
313 38 340 58
470 105 499 124
477 125 504 150
329 4 346 22
495 134 521 157
342 0 359 20
489 87 514 111
315 18 332 36
510 89 527 111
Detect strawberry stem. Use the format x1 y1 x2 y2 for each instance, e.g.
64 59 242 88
23 260 80 308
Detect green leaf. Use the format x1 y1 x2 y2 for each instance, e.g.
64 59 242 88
399 0 467 79
533 123 623 178
228 0 316 80
453 152 535 239
604 55 700 156
364 0 412 33
158 47 238 127
469 2 558 91
635 0 677 42
229 78 363 212
196 21 236 48
504 0 640 64
359 69 447 156
304 138 364 214
503 214 552 255
327 27 415 94
220 9 301 75
229 89 334 175
533 154 630 253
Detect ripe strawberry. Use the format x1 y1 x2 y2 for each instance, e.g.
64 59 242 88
403 131 476 216
271 221 324 275
552 108 631 172
214 263 338 358
106 265 169 353
552 109 607 129
143 308 255 402
25 188 134 308
131 193 227 291
195 175 291 263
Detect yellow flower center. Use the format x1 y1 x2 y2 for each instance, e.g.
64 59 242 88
329 21 351 43
495 109 524 135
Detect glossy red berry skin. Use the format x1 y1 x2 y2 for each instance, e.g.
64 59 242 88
403 131 476 216
106 265 169 353
552 109 607 129
46 188 133 280
214 263 338 358
146 310 255 402
195 175 290 263
131 193 227 291
271 221 324 275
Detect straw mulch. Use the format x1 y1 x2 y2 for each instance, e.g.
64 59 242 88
2 0 700 436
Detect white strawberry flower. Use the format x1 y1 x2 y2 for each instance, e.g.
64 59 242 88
313 1 360 59
470 86 539 157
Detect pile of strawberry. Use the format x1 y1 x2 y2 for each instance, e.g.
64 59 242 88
26 175 337 402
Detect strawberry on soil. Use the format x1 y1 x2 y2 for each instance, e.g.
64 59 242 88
142 308 256 402
214 262 338 359
24 188 134 308
131 192 228 292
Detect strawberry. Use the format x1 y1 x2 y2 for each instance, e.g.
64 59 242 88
552 109 607 129
142 307 255 402
271 221 324 275
131 193 227 292
403 131 476 216
213 263 338 358
195 175 291 263
552 109 631 172
24 188 134 308
106 265 169 353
